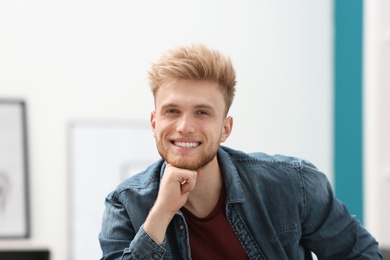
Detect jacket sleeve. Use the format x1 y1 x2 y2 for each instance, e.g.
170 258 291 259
299 163 382 259
98 191 167 260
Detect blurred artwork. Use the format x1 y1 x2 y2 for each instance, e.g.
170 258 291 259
0 171 10 212
0 100 29 238
69 121 159 260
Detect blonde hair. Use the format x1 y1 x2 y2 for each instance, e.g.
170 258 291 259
148 44 236 113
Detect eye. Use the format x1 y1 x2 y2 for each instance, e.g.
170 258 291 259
196 110 210 115
166 109 179 114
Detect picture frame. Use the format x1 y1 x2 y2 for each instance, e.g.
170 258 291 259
68 121 159 259
0 99 30 238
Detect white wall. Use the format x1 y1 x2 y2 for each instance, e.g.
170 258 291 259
0 1 333 259
364 0 390 248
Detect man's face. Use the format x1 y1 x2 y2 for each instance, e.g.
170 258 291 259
150 79 232 171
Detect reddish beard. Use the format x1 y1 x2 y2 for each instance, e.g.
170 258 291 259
156 142 218 171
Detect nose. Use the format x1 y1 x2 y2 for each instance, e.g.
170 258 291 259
176 114 196 134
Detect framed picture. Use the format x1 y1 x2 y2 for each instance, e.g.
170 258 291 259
0 99 30 238
68 121 159 259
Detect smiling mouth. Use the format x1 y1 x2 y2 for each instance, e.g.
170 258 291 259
173 141 200 148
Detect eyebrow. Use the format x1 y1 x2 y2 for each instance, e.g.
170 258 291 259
159 103 216 112
195 103 215 109
159 103 179 111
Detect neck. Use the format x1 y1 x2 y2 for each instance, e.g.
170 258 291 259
184 157 224 218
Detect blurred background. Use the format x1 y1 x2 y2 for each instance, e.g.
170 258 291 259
0 1 388 259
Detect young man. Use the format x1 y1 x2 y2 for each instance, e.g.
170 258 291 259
99 44 382 259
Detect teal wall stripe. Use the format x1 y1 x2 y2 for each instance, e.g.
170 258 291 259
334 0 364 223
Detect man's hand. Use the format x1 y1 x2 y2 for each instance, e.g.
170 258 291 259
144 164 199 244
156 164 198 213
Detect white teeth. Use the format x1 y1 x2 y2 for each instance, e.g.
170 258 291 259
174 142 199 148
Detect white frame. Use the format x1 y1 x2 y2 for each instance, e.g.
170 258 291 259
68 121 159 260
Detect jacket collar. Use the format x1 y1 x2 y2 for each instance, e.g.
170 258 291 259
218 147 246 204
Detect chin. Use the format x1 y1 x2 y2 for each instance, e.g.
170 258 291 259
168 154 215 171
158 144 217 170
167 159 201 171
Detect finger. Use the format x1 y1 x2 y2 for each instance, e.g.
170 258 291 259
180 181 193 193
180 173 196 191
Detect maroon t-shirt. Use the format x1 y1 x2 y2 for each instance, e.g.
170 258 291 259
181 187 249 259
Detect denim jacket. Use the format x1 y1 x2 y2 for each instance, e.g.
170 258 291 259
99 146 381 259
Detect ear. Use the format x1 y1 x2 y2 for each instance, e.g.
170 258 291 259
150 111 156 138
220 116 233 143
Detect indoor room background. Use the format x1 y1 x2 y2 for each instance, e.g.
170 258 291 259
0 1 388 260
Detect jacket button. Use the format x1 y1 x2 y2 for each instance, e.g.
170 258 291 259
152 253 160 259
